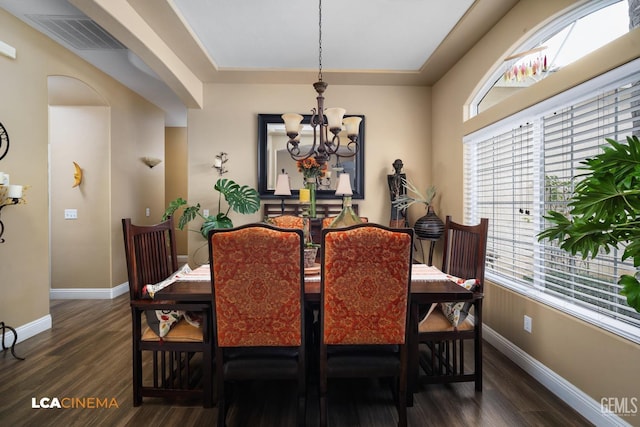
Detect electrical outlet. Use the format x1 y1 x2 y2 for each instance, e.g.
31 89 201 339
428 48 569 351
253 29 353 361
145 207 150 217
203 209 210 217
64 209 77 220
524 315 532 333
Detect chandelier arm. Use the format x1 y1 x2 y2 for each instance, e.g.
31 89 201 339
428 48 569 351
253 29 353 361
286 141 317 161
323 133 341 156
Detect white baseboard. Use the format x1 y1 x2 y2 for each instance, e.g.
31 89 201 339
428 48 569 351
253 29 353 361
483 325 632 427
49 282 128 300
7 314 52 344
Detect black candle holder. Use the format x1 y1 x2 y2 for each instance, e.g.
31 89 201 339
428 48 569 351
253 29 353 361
0 197 21 244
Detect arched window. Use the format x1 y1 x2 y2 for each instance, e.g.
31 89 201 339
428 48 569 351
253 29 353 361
471 0 630 117
463 0 640 342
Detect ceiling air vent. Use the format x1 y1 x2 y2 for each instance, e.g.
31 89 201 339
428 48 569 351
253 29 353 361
27 14 126 50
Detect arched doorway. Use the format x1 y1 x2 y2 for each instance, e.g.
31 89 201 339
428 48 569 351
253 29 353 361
48 76 112 295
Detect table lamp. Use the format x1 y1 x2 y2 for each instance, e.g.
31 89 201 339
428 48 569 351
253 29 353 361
273 170 291 214
328 173 362 228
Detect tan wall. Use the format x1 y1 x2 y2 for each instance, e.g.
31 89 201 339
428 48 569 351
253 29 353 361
431 0 640 423
186 83 431 265
0 10 165 325
165 127 188 255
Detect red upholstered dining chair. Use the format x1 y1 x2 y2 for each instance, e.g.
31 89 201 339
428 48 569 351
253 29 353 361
208 223 306 427
417 216 488 391
122 217 213 407
320 224 413 427
269 214 305 229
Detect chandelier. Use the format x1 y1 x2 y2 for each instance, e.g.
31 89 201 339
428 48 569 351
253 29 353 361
281 0 361 167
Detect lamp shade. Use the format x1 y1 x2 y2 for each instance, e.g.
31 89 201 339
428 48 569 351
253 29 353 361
282 113 303 135
343 116 362 136
325 108 346 130
274 173 291 196
335 173 353 196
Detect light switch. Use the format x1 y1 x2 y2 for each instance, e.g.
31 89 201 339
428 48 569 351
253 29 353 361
64 209 78 220
145 208 150 217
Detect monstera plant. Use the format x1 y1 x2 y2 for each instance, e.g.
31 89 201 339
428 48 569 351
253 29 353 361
538 135 640 313
163 177 260 238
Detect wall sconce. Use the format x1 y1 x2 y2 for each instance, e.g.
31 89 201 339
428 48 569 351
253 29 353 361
273 169 291 214
141 157 162 168
213 152 228 175
0 40 16 60
0 173 27 243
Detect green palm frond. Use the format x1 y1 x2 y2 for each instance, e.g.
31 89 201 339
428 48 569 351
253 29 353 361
538 135 640 312
391 177 436 211
164 177 260 239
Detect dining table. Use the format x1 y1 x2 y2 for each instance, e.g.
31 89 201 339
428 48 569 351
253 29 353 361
155 263 474 405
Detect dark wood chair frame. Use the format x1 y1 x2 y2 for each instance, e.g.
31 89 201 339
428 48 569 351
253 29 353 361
208 223 307 427
418 216 488 391
319 223 414 427
122 217 213 407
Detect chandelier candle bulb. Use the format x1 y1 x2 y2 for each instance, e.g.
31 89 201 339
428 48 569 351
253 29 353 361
7 185 22 199
299 188 310 203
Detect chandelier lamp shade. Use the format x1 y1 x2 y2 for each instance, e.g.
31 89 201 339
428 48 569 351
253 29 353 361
282 0 361 167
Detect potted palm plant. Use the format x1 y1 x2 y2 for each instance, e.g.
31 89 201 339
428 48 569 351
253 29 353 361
163 177 260 238
538 135 640 312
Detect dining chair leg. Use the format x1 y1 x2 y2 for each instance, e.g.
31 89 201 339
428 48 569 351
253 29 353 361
217 389 227 427
319 377 328 427
297 392 306 427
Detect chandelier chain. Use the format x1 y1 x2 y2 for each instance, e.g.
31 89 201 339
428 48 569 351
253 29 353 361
318 0 323 82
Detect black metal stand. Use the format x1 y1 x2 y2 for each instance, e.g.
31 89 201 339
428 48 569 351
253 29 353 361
1 321 25 360
0 198 20 244
416 238 438 266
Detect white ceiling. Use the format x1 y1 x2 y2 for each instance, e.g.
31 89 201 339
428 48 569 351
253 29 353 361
0 0 519 126
172 0 473 71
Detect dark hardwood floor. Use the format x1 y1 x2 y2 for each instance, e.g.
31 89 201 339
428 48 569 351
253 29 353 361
0 295 592 427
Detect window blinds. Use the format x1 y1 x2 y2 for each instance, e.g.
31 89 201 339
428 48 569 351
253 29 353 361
464 68 640 337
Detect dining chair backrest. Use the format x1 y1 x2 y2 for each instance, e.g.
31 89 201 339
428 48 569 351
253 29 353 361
321 223 413 345
122 216 178 301
441 215 489 288
269 214 305 230
209 223 305 347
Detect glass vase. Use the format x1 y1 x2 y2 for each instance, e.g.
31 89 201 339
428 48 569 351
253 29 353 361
305 178 317 218
328 196 362 228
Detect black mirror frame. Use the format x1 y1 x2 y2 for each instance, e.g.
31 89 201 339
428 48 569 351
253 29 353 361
257 113 365 200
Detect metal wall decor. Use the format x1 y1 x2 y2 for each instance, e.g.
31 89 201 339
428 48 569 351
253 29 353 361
0 122 9 161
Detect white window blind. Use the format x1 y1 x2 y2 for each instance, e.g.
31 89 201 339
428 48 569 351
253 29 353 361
464 65 640 340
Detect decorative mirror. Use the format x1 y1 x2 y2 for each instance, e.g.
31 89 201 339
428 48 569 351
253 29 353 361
257 113 365 199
